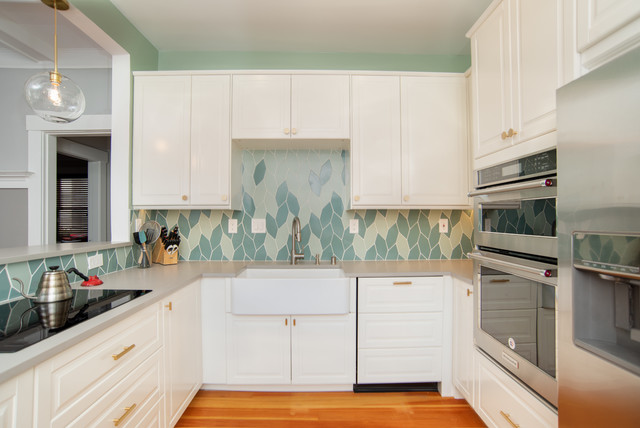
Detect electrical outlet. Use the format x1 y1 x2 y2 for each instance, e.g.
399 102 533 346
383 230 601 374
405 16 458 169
88 254 103 269
439 219 449 234
228 219 238 234
349 219 359 234
251 218 266 234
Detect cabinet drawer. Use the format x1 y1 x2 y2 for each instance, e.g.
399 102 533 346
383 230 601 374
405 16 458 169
476 351 557 428
357 347 442 384
58 350 163 428
358 313 442 349
358 277 443 313
37 303 162 422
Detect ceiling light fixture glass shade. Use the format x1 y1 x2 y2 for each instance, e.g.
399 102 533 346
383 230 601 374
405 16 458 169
24 0 85 123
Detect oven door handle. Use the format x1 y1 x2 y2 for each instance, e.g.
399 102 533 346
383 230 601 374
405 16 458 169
467 178 555 197
468 252 556 278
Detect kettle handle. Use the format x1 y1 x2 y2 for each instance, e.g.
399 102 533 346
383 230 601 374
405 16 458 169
67 268 89 282
11 277 36 300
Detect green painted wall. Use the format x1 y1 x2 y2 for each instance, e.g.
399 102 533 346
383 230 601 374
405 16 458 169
159 51 470 72
70 0 158 70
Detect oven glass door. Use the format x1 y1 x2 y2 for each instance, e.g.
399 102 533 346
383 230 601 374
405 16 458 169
479 197 556 238
480 265 556 378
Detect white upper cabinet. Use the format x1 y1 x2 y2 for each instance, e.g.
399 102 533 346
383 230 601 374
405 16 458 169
351 75 469 208
232 74 350 140
133 75 192 206
133 74 239 209
401 76 469 207
351 75 402 207
468 0 559 162
576 0 640 71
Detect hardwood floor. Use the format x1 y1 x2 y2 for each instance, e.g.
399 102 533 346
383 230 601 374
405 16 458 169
176 391 486 427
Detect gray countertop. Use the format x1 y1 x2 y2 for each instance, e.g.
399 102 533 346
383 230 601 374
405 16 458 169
0 259 472 384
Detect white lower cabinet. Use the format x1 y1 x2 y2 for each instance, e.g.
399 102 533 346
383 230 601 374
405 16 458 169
475 350 557 428
0 370 34 428
226 314 355 385
452 277 474 405
163 281 203 426
357 277 445 384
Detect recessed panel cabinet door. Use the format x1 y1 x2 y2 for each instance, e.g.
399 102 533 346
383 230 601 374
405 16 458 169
232 75 291 139
190 75 231 206
226 315 291 384
0 371 33 428
470 1 513 159
351 75 402 207
401 76 469 207
452 279 474 404
291 75 350 139
291 314 355 384
133 75 191 205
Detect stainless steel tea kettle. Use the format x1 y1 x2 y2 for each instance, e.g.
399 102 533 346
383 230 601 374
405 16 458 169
11 266 89 303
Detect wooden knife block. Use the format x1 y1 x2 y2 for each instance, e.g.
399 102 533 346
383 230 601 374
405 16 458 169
152 241 178 265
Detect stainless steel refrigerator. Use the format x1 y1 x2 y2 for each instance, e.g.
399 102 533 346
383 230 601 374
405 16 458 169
557 46 640 426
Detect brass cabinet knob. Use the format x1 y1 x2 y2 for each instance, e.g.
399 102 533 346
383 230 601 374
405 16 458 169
221 194 228 201
291 128 297 135
182 195 188 201
507 128 518 137
354 195 360 202
501 131 509 140
403 195 410 202
284 128 290 135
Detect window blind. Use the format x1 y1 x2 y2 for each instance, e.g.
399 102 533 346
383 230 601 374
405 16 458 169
57 177 88 242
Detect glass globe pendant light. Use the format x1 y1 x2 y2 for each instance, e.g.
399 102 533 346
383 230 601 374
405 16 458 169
24 0 85 123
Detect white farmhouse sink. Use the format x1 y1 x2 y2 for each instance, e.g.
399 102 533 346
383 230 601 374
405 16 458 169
231 267 350 315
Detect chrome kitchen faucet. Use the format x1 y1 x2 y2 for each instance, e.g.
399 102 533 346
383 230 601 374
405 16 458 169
290 217 304 264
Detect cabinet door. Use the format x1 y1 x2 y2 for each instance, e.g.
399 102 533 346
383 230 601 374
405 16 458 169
452 279 474 404
351 75 402 207
133 75 191 205
164 282 202 427
357 348 442 384
511 0 558 145
0 371 33 428
201 278 227 384
232 75 291 139
401 76 469 207
291 314 355 385
470 1 513 159
577 0 640 69
190 75 232 206
226 315 291 384
291 75 350 139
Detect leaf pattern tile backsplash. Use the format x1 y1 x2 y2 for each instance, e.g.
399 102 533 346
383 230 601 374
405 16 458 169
139 150 474 261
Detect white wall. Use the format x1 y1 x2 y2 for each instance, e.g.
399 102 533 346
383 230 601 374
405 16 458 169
0 188 28 248
0 68 112 171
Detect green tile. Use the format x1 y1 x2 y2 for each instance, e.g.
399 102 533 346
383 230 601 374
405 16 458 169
200 236 212 259
287 193 300 217
276 204 289 227
309 213 322 237
253 159 266 185
178 214 190 239
243 193 255 217
320 203 333 226
319 159 332 184
387 225 399 246
276 182 288 206
396 214 409 238
266 214 278 238
330 192 344 215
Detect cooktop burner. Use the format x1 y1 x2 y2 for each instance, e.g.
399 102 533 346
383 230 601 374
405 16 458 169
0 289 151 353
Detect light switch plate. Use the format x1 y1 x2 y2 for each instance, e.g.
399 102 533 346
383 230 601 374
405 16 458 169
88 254 103 269
228 219 238 234
251 218 266 234
439 219 449 234
349 219 359 234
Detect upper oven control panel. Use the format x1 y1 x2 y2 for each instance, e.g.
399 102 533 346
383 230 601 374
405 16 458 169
476 149 557 188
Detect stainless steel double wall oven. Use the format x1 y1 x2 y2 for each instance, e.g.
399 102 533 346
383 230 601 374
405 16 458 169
469 149 558 407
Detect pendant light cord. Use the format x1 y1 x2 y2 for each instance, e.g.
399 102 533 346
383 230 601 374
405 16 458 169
53 0 58 75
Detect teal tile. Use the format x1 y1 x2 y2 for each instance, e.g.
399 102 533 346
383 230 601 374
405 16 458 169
212 246 224 260
397 214 409 237
364 211 376 228
309 213 322 237
451 244 462 259
319 159 332 185
178 214 190 239
211 225 223 245
200 236 212 259
243 193 255 217
266 214 278 238
409 245 420 259
365 246 377 260
287 193 300 216
450 210 461 226
375 235 388 257
189 210 200 228
330 192 344 214
331 235 344 255
276 204 288 227
44 257 63 271
0 266 10 302
308 171 322 196
408 210 420 225
253 160 266 185
254 232 266 249
276 245 289 261
276 182 288 206
191 246 202 261
387 245 399 260
344 246 355 260
320 227 333 249
408 226 420 246
431 245 442 259
386 225 399 246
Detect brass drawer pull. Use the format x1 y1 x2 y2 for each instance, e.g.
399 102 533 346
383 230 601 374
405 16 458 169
285 318 288 326
490 279 510 283
165 302 172 311
466 288 473 296
393 281 412 286
113 403 136 426
500 411 520 428
112 344 136 361
293 318 296 326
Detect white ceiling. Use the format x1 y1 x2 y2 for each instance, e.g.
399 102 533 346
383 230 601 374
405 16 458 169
110 0 492 56
0 0 492 70
0 0 111 69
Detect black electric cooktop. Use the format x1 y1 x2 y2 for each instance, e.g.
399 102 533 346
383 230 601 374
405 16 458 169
0 289 151 353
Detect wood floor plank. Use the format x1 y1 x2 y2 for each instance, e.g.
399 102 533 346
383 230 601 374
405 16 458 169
176 391 486 428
